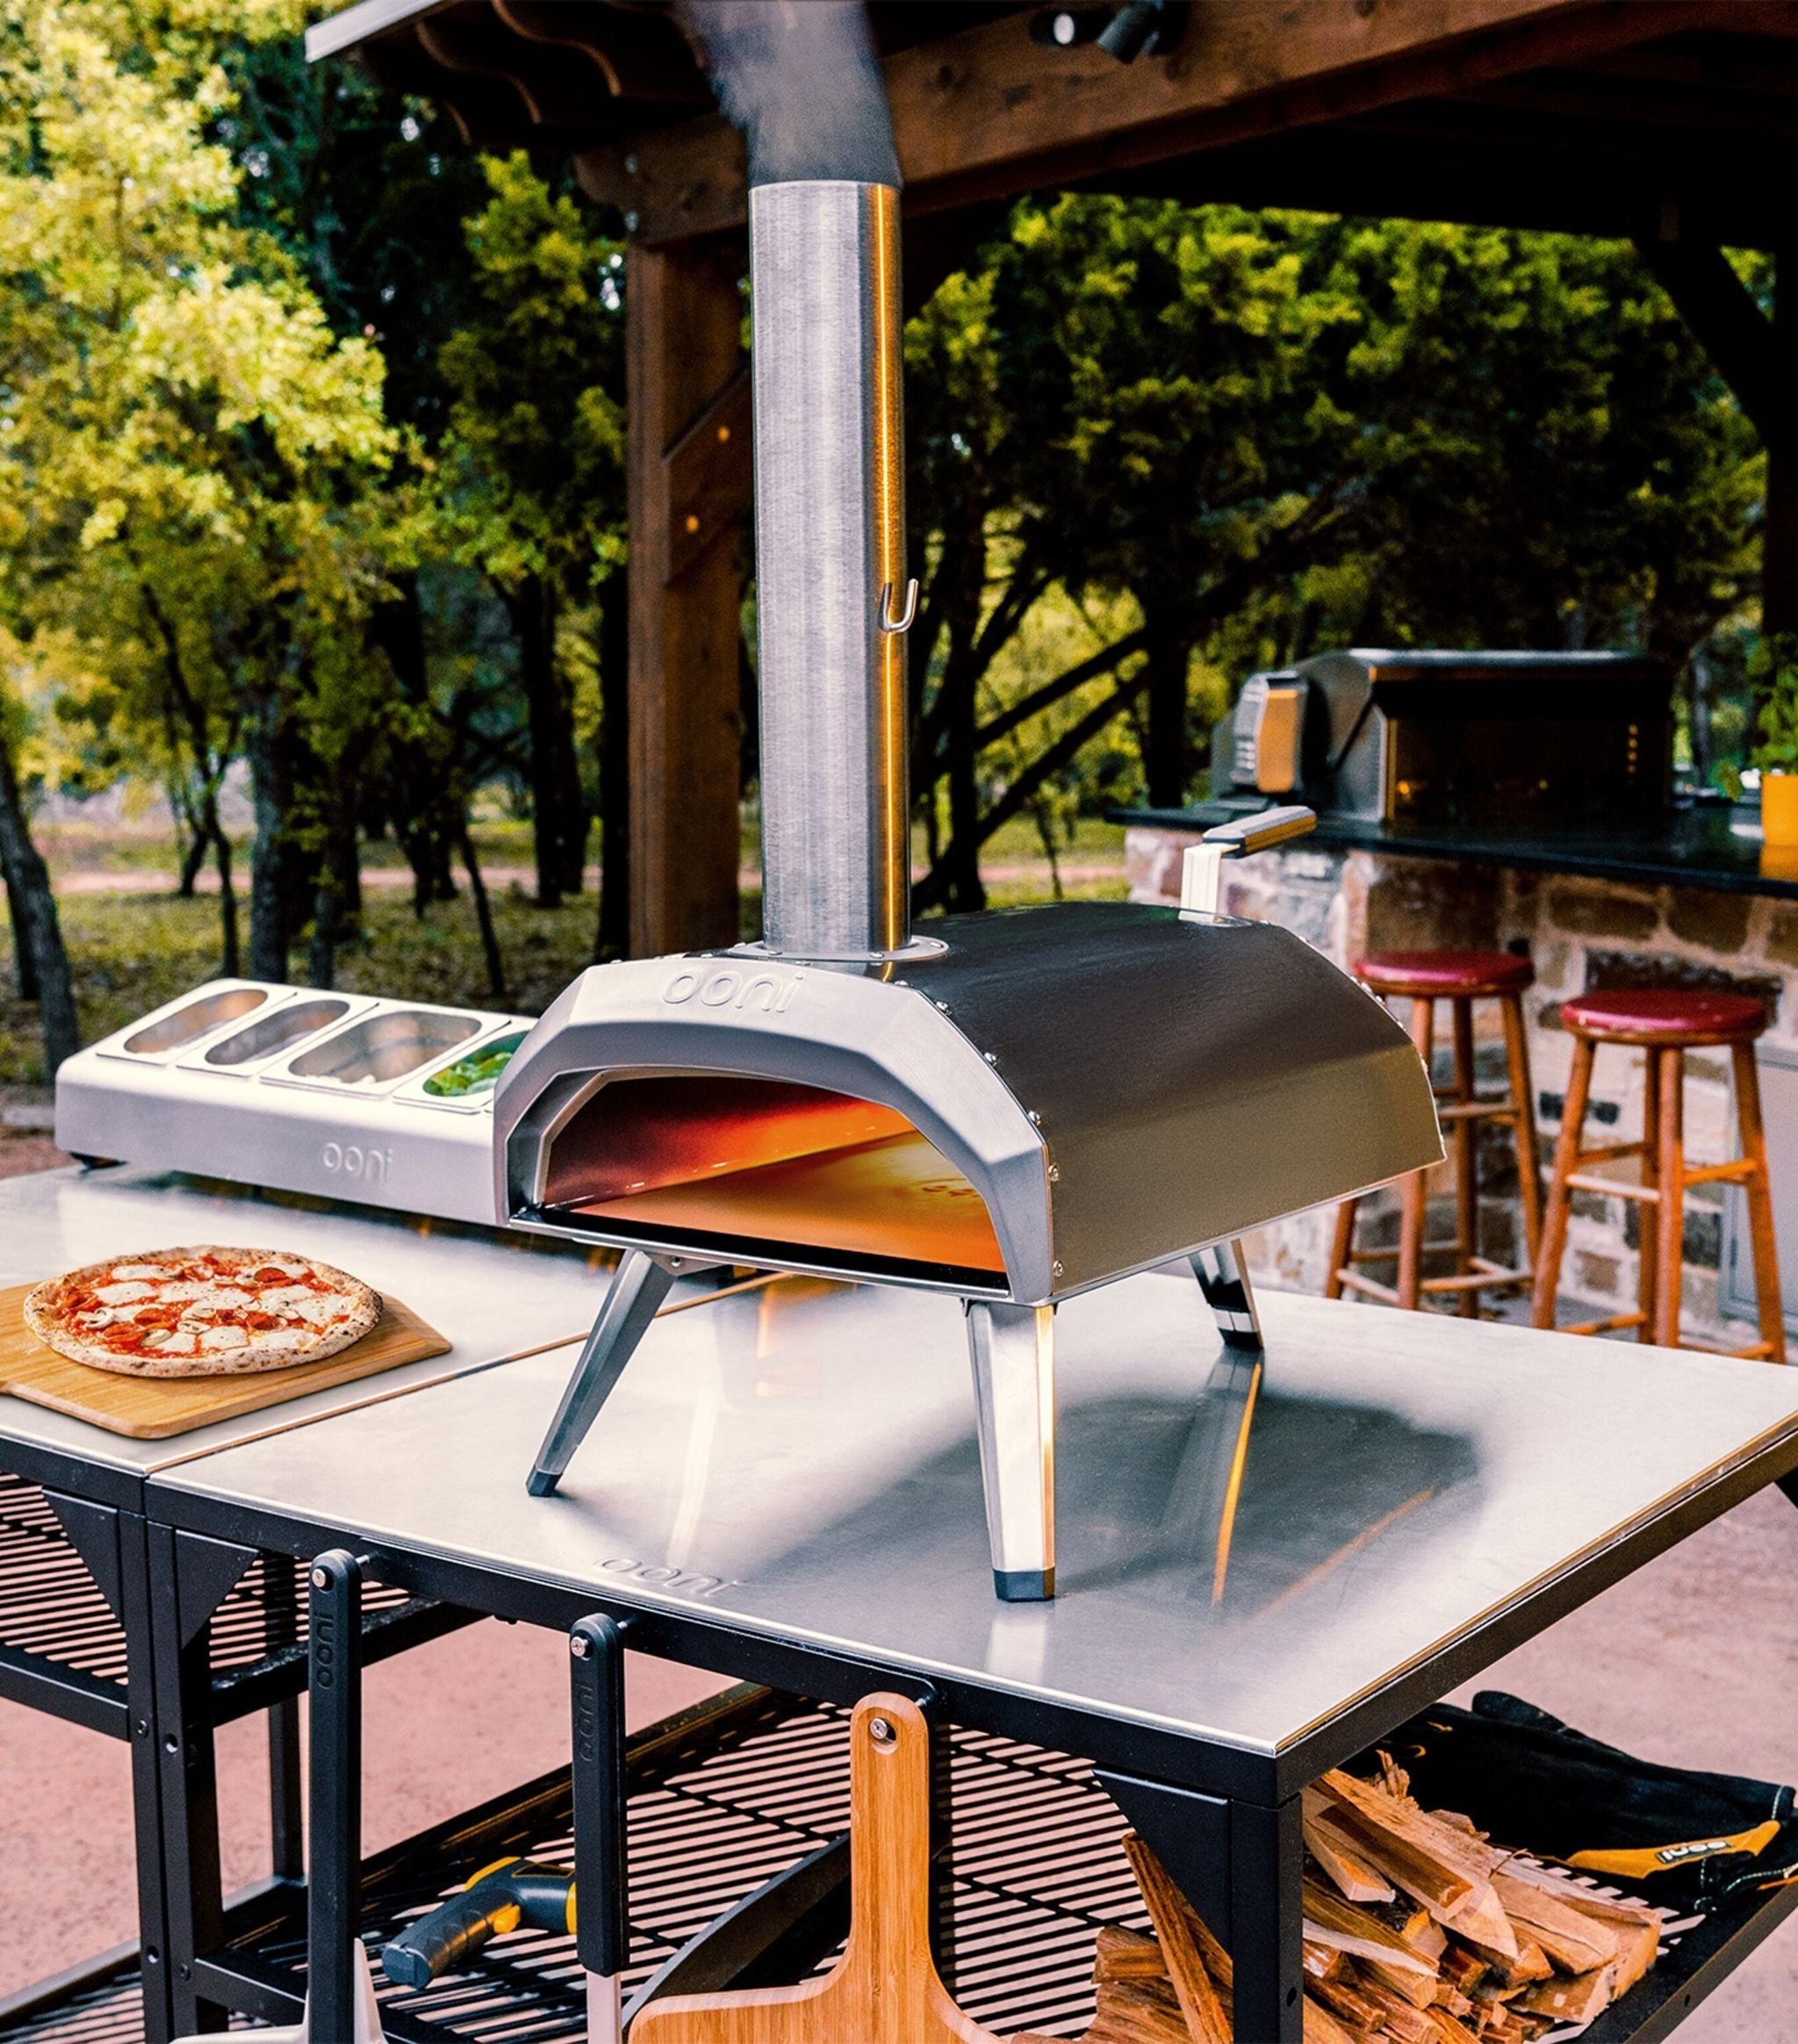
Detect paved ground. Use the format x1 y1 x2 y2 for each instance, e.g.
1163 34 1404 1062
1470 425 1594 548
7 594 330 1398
2 1141 1794 2033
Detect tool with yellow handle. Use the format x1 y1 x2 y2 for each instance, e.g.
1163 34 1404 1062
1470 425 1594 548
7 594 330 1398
382 1857 577 1988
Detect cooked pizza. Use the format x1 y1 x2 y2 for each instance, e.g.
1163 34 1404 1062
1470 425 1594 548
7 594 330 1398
25 1247 381 1378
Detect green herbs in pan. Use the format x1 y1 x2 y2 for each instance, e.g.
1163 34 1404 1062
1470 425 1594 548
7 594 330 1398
424 1033 524 1098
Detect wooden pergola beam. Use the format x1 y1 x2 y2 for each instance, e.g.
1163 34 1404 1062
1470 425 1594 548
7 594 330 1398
1635 235 1780 447
579 0 1733 243
626 234 747 956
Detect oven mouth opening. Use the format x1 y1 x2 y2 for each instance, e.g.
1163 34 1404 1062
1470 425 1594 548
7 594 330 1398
535 1071 1007 1288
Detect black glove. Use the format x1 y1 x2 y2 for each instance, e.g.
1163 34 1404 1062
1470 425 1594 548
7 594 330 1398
1363 1691 1795 1912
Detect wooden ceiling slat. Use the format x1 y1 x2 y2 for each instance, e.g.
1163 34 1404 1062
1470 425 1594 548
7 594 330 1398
417 4 609 129
492 1 708 104
1585 34 1798 97
1456 67 1798 137
359 21 538 151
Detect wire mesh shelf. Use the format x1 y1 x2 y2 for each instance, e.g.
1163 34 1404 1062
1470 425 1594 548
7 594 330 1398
0 1472 439 1726
199 1688 1148 2041
0 1471 127 1697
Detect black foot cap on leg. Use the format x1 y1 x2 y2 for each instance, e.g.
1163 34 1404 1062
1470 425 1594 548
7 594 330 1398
527 1469 562 1499
994 1567 1054 1602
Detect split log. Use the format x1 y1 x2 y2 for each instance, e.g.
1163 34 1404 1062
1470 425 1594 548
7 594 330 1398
1514 1964 1616 2026
1490 1874 1617 1976
1121 1836 1231 2044
1096 1928 1174 1983
1301 1882 1439 1982
1305 1789 1399 1905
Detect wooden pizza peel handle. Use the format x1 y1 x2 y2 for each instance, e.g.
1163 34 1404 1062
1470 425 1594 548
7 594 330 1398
630 1694 999 2044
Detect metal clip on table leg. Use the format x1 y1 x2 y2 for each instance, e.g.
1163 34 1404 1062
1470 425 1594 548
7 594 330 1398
529 1251 678 1497
572 1614 630 2044
169 1550 389 2043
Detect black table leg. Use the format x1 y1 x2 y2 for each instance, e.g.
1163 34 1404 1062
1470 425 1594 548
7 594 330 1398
147 1522 232 2036
1226 1796 1305 2043
119 1510 176 2044
308 1551 364 2044
572 1613 629 2041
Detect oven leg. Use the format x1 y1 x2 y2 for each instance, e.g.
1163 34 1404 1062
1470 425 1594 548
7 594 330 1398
964 1301 1056 1601
1191 1238 1262 1349
528 1251 679 1497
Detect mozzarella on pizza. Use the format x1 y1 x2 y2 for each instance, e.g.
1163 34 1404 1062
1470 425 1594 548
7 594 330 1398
25 1247 381 1378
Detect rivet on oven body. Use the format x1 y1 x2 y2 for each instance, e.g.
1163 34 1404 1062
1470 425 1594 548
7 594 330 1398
983 1050 998 1064
1027 1111 1043 1126
1053 1261 1065 1278
1046 1163 1061 1182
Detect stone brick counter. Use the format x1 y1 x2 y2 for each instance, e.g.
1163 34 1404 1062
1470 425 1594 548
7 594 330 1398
1125 825 1798 1346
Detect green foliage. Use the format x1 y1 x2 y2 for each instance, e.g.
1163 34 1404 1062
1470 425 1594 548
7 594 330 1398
1749 632 1798 775
903 196 1764 892
435 151 627 595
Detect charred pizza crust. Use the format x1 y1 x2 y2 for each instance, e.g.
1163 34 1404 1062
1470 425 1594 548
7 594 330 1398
25 1246 381 1378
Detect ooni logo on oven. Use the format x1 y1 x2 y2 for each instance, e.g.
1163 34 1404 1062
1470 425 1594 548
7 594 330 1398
661 965 802 1013
320 1140 393 1186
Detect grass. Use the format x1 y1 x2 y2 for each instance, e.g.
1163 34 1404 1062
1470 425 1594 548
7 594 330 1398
0 820 1131 1086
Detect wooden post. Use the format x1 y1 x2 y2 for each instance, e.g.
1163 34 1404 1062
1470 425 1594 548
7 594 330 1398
626 232 748 957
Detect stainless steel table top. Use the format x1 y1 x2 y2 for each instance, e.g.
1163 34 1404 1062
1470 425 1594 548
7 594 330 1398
0 1166 611 1475
154 1273 1798 1760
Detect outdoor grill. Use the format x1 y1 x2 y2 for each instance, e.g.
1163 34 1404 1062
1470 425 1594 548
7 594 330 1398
486 164 1443 1601
1212 647 1675 827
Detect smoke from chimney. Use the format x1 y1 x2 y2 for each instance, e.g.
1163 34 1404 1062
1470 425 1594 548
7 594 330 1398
684 0 902 188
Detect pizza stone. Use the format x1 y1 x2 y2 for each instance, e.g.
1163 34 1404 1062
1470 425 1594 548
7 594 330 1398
25 1245 382 1378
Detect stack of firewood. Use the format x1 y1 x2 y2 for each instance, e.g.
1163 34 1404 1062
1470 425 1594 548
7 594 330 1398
1018 1757 1664 2044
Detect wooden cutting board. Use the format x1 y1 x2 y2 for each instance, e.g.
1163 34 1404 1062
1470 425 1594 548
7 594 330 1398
0 1281 450 1438
633 1694 1001 2044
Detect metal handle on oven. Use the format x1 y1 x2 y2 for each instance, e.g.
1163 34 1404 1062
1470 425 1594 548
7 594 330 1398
1181 805 1316 916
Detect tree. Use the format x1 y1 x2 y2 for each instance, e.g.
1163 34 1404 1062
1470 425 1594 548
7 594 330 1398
0 0 399 1018
903 199 1762 908
435 151 628 914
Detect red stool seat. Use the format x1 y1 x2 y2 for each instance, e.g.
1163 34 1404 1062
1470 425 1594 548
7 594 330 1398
1561 987 1766 1046
1356 949 1534 998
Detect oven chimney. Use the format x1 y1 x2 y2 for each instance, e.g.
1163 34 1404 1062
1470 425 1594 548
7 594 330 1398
689 1 914 960
751 179 910 959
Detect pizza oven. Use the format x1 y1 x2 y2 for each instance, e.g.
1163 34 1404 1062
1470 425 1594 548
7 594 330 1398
487 160 1442 1601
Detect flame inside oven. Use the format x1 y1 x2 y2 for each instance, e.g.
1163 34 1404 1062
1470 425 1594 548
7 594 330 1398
540 1072 1005 1279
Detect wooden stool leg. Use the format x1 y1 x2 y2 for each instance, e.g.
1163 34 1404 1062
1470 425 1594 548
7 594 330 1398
1532 1034 1594 1330
1326 1197 1358 1300
1397 997 1435 1312
1731 1041 1787 1364
1449 995 1478 1318
1500 991 1543 1270
1636 1048 1661 1345
1654 1047 1686 1349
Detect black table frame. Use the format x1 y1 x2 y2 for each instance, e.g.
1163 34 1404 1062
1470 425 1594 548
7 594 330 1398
138 1450 1798 2042
0 1434 470 2044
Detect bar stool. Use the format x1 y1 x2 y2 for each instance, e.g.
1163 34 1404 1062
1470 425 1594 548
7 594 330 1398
1531 987 1786 1360
1327 949 1542 1314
